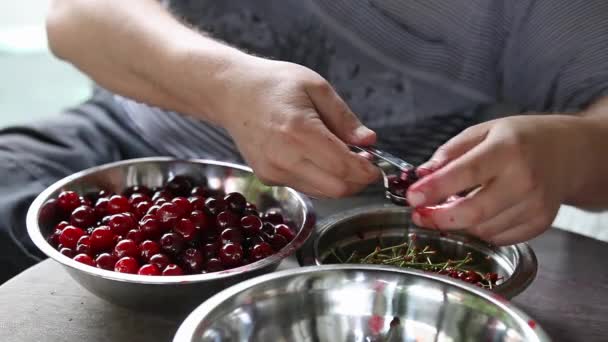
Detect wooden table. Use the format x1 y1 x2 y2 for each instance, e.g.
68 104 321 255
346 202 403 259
1 197 607 342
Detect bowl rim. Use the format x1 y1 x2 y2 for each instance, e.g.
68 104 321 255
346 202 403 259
173 264 551 342
26 157 316 284
299 204 537 298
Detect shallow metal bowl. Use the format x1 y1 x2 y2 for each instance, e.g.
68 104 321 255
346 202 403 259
26 158 315 312
299 205 537 299
173 265 550 342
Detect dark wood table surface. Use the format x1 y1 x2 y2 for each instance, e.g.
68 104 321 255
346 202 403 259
1 197 607 342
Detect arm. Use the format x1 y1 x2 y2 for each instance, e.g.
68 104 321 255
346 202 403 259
46 0 380 197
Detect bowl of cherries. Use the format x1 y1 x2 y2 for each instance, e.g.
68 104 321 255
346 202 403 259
26 158 315 312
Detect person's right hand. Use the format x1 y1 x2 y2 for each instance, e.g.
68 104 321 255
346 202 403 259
217 56 381 198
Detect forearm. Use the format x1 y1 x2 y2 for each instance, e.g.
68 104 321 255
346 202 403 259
46 0 248 125
566 96 608 210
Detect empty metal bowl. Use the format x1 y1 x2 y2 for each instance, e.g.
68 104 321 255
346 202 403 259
299 204 537 299
26 158 315 312
173 265 550 342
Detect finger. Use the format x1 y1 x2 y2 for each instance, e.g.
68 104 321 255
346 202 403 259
407 138 504 207
485 216 551 246
296 117 380 185
465 198 534 241
417 123 490 172
420 176 530 229
305 80 376 146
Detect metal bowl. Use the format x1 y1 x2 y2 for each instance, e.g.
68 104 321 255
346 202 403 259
26 157 315 313
173 265 550 342
299 205 537 299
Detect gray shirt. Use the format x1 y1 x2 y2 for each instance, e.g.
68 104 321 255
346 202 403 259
117 0 608 164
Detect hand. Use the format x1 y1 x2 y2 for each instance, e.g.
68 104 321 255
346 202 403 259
406 115 591 245
218 56 381 198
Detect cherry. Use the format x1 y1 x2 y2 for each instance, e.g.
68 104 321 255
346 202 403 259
388 177 408 198
124 185 151 198
174 218 197 241
152 190 172 202
243 208 259 217
274 224 296 242
114 257 139 274
96 253 118 270
133 200 152 219
244 235 265 249
40 199 59 225
160 233 184 255
162 264 184 276
265 233 288 251
190 186 209 197
201 242 219 259
204 197 227 216
262 222 275 235
157 202 181 227
70 205 96 228
188 196 206 211
74 253 96 267
126 229 145 244
241 215 263 235
181 248 204 273
245 202 257 211
149 253 170 270
139 240 161 261
113 239 140 259
251 242 274 261
216 210 239 229
219 243 243 267
220 228 242 244
108 195 131 215
129 193 150 206
189 210 212 232
262 209 284 225
224 192 246 213
57 191 81 214
172 197 192 217
76 235 93 255
79 197 93 207
138 264 161 276
108 213 136 236
154 198 168 206
464 270 482 283
139 215 162 240
59 247 74 258
97 189 113 198
94 197 110 219
59 225 85 249
165 175 195 197
204 258 223 273
486 272 499 283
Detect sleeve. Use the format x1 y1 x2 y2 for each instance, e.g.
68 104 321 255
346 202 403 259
501 0 608 113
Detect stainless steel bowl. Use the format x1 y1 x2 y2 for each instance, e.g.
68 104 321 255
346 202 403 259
26 158 315 312
173 265 550 342
299 205 537 299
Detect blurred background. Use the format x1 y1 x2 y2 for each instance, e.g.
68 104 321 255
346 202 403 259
0 0 90 128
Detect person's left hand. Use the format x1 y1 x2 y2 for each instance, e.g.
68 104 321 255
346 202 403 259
406 114 591 245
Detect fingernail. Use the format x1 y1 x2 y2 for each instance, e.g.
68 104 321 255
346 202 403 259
408 191 426 207
353 126 375 141
416 167 433 178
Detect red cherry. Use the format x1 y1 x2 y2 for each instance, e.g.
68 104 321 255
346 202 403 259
204 197 227 216
59 225 85 249
123 185 151 198
94 197 110 219
165 175 194 197
40 199 59 225
126 229 144 244
139 215 163 240
162 264 184 276
224 192 246 213
219 243 243 268
189 210 212 232
251 242 274 261
146 204 161 216
108 195 130 215
149 253 170 270
133 201 152 219
57 191 81 214
274 224 296 242
241 215 263 235
79 197 93 207
244 235 265 249
172 197 192 217
108 213 136 236
113 239 140 259
90 226 114 252
262 209 284 225
152 190 172 202
138 264 161 276
216 211 240 229
201 242 219 259
160 233 184 255
188 196 206 211
156 202 182 227
114 257 139 274
220 227 242 244
265 233 288 251
174 218 197 241
190 186 209 197
204 258 223 273
180 248 204 273
73 253 96 267
139 240 161 261
129 193 150 206
59 247 74 258
96 253 118 270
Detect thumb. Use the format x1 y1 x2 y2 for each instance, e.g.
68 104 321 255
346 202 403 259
306 80 376 145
